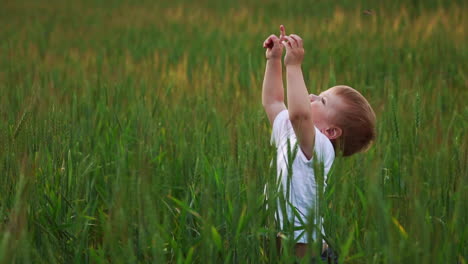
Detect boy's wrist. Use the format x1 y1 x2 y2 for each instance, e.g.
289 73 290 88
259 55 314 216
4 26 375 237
266 57 282 62
286 64 302 69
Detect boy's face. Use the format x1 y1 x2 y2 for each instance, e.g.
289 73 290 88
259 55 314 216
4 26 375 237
309 86 345 137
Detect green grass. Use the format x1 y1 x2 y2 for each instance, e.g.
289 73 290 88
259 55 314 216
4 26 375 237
0 0 467 263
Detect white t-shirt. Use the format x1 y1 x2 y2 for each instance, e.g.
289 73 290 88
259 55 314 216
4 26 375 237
271 110 335 243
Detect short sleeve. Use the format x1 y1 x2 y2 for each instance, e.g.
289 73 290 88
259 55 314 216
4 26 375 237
314 128 335 162
289 126 335 163
270 110 290 147
313 127 335 183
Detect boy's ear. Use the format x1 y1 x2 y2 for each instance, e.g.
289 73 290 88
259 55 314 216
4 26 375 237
324 127 342 140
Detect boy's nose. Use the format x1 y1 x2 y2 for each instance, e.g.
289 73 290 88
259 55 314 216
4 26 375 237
309 94 320 102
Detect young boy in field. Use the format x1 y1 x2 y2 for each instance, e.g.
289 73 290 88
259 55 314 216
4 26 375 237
262 25 376 259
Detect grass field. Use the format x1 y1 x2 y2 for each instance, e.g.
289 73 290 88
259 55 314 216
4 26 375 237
0 0 467 263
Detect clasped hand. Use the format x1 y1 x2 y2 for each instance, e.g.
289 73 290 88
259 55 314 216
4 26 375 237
263 25 304 66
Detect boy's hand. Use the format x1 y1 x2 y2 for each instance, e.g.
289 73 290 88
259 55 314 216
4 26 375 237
263 25 287 60
282 34 304 66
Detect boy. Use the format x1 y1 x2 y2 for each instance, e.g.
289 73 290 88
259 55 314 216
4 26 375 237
262 25 376 259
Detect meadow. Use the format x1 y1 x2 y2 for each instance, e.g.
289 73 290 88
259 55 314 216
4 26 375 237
0 0 467 263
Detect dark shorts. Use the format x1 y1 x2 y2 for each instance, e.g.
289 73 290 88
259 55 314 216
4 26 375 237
276 233 338 263
315 246 338 264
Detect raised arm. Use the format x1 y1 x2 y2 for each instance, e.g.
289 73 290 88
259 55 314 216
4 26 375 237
262 25 287 125
282 34 316 159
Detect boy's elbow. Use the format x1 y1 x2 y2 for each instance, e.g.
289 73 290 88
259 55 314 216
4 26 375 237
289 111 311 123
262 97 284 108
262 101 270 112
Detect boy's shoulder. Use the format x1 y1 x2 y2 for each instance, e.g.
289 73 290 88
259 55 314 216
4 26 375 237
273 109 289 125
313 127 335 164
272 110 335 162
271 110 292 144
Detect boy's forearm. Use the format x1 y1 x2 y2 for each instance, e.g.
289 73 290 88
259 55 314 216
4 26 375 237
262 59 284 106
286 65 310 118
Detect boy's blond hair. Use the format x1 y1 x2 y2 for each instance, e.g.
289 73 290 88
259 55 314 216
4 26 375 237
331 85 376 157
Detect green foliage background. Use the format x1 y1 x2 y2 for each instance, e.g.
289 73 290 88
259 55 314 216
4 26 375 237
0 0 466 263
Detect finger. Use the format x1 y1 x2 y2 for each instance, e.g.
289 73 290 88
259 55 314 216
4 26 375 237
285 36 297 48
269 34 279 44
264 34 278 43
264 34 278 48
280 25 286 41
281 40 291 50
288 35 299 48
273 35 283 46
290 34 303 47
